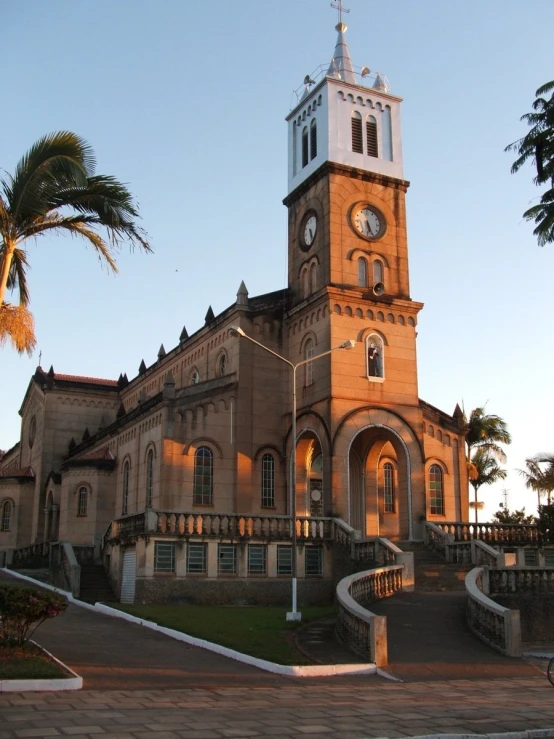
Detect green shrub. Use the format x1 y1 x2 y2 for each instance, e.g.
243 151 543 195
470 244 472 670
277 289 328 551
0 586 68 646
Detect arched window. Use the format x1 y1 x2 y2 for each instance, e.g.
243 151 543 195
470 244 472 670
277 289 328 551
366 115 378 157
261 454 275 508
218 353 227 377
302 267 310 298
366 333 384 379
310 262 317 293
373 259 384 286
146 449 154 507
309 453 323 517
383 463 395 513
1 501 12 531
302 126 309 167
122 461 130 515
305 338 314 386
190 369 200 385
194 447 213 505
292 121 297 176
429 465 444 515
351 111 363 153
357 257 368 287
310 119 317 160
77 487 88 517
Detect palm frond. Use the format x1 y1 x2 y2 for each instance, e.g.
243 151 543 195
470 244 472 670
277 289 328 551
0 302 36 355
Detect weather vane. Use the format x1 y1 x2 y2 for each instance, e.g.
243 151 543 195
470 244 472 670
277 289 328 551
331 0 350 24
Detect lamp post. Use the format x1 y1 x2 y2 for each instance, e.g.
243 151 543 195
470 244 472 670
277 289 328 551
230 326 355 621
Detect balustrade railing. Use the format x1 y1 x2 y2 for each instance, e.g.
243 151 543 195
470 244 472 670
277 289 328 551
435 522 539 545
111 513 146 540
336 565 404 666
489 568 554 594
465 567 521 657
10 542 50 568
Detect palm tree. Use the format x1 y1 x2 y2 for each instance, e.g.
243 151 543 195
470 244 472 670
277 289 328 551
465 406 512 466
506 80 554 246
469 448 507 524
517 453 554 510
0 131 152 353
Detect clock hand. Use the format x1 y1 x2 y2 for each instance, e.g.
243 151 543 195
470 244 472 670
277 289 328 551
309 228 313 241
366 220 371 236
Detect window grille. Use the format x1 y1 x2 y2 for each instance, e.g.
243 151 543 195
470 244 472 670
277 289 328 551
77 487 88 517
302 127 309 167
122 461 130 515
193 447 213 505
187 543 207 573
218 544 237 574
358 257 368 287
383 462 395 512
524 548 538 566
367 116 378 157
154 542 175 573
429 465 444 515
306 546 323 575
146 449 154 507
305 339 314 386
1 501 11 531
248 545 267 575
261 454 275 507
277 546 292 575
351 113 363 153
310 119 317 160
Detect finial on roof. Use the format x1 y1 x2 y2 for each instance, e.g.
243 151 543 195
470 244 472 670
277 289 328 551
205 306 215 323
48 365 55 377
117 402 126 419
179 325 188 342
237 281 249 306
373 72 389 93
139 359 147 375
158 344 166 360
327 18 356 84
82 427 90 442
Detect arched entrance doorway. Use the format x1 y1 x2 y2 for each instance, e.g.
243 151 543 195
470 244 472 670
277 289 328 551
348 425 412 540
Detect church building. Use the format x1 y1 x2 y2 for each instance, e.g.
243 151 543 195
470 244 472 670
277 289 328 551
0 15 469 605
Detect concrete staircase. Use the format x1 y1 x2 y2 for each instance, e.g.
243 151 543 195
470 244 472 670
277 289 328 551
79 564 117 604
398 540 472 592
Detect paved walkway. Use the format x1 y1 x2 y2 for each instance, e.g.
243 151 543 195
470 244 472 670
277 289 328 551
2 570 554 738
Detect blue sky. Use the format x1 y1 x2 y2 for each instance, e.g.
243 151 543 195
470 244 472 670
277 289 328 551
2 0 553 519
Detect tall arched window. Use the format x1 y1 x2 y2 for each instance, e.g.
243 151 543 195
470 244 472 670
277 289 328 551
429 465 444 515
305 338 314 386
146 449 154 507
194 447 213 505
366 333 384 379
77 487 88 517
292 121 297 176
302 126 309 167
190 369 200 385
310 119 317 160
218 353 227 377
122 461 130 515
357 257 368 287
1 501 12 531
261 454 275 508
373 259 384 286
302 267 310 298
366 115 378 157
351 111 363 153
310 262 317 293
383 463 395 513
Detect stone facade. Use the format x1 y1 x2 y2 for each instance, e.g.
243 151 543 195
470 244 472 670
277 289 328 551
0 22 469 604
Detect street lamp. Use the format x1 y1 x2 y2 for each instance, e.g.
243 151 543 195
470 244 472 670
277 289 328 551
230 325 355 621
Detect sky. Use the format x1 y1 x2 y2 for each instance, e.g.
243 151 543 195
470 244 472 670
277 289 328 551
1 0 553 520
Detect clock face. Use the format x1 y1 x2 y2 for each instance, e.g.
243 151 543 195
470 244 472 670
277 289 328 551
352 206 385 240
303 214 317 248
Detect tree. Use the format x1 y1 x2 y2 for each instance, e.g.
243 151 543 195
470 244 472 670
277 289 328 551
469 448 507 524
491 507 536 525
517 453 554 510
506 80 554 246
464 405 511 470
0 131 152 354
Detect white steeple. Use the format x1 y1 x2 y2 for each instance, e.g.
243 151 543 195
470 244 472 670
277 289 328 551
327 23 356 84
286 9 404 196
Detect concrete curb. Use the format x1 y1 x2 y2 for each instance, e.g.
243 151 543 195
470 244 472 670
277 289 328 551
0 640 83 693
404 731 554 739
1 568 378 678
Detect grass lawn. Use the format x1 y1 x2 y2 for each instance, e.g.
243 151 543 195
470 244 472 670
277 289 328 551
0 645 70 680
115 604 337 664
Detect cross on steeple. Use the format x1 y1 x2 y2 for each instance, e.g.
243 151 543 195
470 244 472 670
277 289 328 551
331 0 350 24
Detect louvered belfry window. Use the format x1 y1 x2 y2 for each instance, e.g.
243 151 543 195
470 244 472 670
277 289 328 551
302 127 309 167
310 119 317 160
367 116 378 157
352 112 363 153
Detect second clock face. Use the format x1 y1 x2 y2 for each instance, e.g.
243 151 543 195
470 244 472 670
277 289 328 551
352 206 385 240
303 215 317 247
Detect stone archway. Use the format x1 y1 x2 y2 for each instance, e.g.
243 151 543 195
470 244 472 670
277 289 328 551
333 408 425 541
